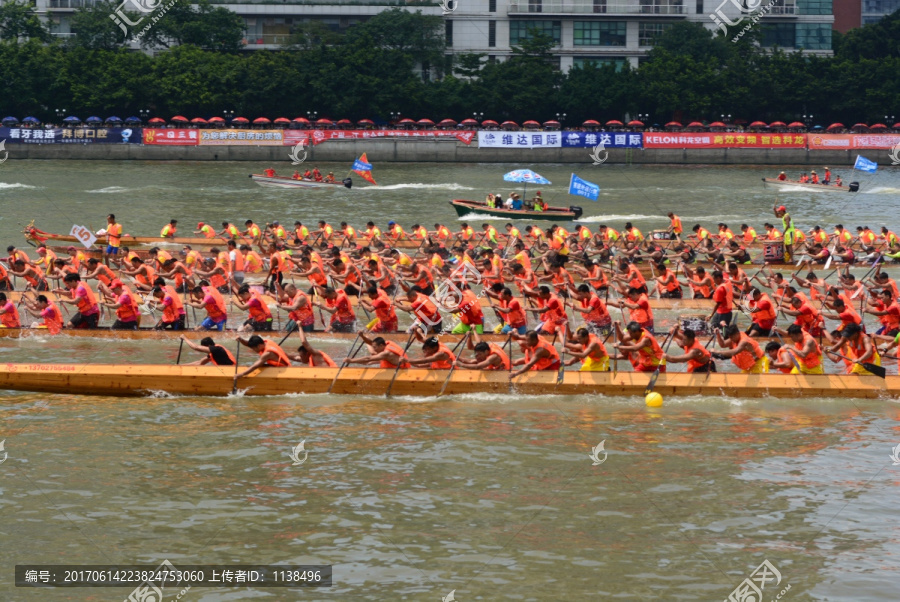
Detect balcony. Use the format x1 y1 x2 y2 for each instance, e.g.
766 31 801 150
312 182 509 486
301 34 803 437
244 34 293 45
508 0 685 15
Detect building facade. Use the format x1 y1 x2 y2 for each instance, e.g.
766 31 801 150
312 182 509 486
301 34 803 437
860 0 900 24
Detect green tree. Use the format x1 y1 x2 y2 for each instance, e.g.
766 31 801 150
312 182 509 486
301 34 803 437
141 0 244 53
283 21 342 51
345 8 445 78
69 1 129 50
0 0 49 43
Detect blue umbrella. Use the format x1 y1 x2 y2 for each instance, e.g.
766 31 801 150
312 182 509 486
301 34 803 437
85 116 103 124
503 168 551 198
63 116 81 123
105 116 123 123
1 116 18 124
124 116 141 123
22 116 40 124
811 125 824 130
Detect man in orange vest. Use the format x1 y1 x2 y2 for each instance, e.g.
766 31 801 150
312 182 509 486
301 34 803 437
407 336 457 369
714 324 766 373
666 212 683 241
663 325 715 373
511 330 561 376
181 336 236 366
288 328 337 367
347 333 411 368
104 213 123 267
234 335 292 385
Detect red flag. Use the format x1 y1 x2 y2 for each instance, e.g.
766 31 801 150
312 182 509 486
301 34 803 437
352 152 377 185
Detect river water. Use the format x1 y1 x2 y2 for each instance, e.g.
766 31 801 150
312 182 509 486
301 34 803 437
2 161 900 600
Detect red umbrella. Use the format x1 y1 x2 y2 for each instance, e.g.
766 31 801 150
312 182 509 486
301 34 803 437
460 118 479 126
523 120 540 128
337 119 352 125
893 123 900 130
398 118 415 124
273 117 291 124
501 121 518 129
482 120 499 127
787 121 805 128
417 118 435 125
293 117 310 123
232 117 249 123
358 119 375 125
543 120 560 127
627 120 644 127
148 117 166 124
208 116 225 123
664 121 682 128
826 123 845 130
316 118 333 125
605 120 624 126
851 123 869 130
686 121 705 128
170 115 188 123
708 121 726 128
749 121 768 128
190 117 207 124
869 123 888 130
252 117 271 124
769 121 787 127
583 119 600 126
438 119 457 126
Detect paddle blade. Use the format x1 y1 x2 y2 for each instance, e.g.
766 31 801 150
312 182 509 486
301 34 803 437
863 362 887 379
644 368 661 396
366 317 380 330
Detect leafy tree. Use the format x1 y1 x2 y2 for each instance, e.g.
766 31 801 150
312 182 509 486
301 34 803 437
345 8 445 78
453 53 486 78
0 0 49 43
141 0 244 53
834 9 900 60
69 1 129 50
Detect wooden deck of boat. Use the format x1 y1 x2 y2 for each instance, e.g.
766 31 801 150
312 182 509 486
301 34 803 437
0 363 893 399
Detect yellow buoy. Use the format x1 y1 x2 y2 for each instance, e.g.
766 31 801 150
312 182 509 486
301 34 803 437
645 392 663 407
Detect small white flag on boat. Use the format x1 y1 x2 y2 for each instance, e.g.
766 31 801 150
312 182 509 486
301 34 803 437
69 224 97 249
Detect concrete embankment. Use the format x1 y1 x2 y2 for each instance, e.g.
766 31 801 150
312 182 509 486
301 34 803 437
9 139 863 165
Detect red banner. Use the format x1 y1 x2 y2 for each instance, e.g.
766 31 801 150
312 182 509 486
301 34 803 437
282 131 310 146
643 133 807 148
305 129 475 146
142 128 199 146
808 133 900 150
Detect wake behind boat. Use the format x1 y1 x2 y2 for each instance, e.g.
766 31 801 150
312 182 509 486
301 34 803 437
249 173 352 189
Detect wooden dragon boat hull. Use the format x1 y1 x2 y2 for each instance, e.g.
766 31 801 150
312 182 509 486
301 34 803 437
0 363 893 399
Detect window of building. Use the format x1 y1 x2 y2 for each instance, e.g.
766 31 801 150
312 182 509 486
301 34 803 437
640 0 684 14
573 21 626 46
446 20 453 46
795 23 831 49
489 0 496 11
593 0 607 12
489 20 496 47
863 0 900 12
761 23 795 47
797 0 832 15
696 0 703 13
572 57 627 71
638 22 672 46
509 20 561 45
529 0 543 12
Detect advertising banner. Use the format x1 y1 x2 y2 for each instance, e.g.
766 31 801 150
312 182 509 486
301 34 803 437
142 128 199 146
643 133 807 148
282 131 310 146
0 127 140 144
478 131 561 149
308 129 475 146
561 131 642 148
808 133 900 150
198 129 284 145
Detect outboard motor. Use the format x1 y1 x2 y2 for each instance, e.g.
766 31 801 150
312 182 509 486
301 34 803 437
342 177 353 189
569 206 584 220
848 181 860 192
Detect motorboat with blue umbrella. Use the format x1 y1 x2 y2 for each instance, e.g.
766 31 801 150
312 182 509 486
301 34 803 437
449 168 583 222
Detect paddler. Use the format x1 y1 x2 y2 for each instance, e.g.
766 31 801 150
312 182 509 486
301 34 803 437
456 332 510 370
407 336 457 369
10 259 49 291
288 328 337 367
611 321 664 373
608 286 653 332
234 335 292 382
740 224 758 243
708 270 734 329
217 221 240 241
312 286 357 333
570 283 612 335
393 287 442 334
360 286 398 333
432 223 452 240
275 282 315 333
713 324 766 373
100 278 141 330
744 287 776 336
0 291 21 328
194 222 217 239
233 284 273 332
56 273 100 329
243 219 262 245
182 336 236 366
777 171 787 181
315 220 335 243
151 284 186 330
664 325 715 373
563 326 609 371
159 258 193 293
443 282 485 334
121 256 158 293
511 330 561 376
764 341 794 374
823 167 831 185
22 293 63 334
782 323 825 374
82 258 115 288
346 333 410 368
827 322 880 376
34 245 58 275
485 286 527 335
187 281 228 331
104 213 123 267
160 219 178 238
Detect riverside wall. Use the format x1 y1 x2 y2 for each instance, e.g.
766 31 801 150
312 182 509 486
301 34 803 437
7 139 868 165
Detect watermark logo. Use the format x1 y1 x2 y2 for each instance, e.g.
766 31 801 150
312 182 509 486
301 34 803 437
289 440 308 465
889 142 900 166
589 140 607 165
0 439 7 465
110 0 178 40
288 141 307 166
725 559 789 602
442 589 457 602
439 0 457 15
124 559 185 602
589 440 607 465
710 0 776 40
890 443 900 465
419 261 484 329
0 139 7 164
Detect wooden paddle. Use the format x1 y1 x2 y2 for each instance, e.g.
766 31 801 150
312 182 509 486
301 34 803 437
437 331 472 397
831 353 886 378
644 330 676 396
385 329 417 397
231 341 241 395
326 318 379 394
556 324 568 385
176 338 184 365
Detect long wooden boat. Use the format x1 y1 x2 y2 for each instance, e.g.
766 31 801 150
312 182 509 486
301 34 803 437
450 199 583 222
249 174 353 189
0 363 893 399
762 177 858 193
1 290 716 312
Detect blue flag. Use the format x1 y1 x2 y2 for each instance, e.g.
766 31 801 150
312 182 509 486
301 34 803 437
854 155 877 173
352 157 372 172
568 173 600 202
